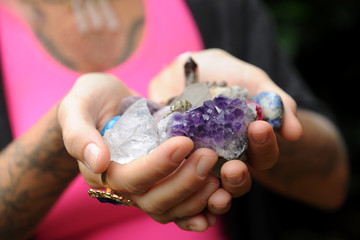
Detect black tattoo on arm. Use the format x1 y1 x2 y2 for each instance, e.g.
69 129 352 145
0 114 79 239
35 32 77 70
26 1 144 71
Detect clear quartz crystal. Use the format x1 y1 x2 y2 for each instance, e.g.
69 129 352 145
103 98 159 164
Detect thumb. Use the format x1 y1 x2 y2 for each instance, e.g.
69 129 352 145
278 95 303 142
57 73 133 173
58 98 110 174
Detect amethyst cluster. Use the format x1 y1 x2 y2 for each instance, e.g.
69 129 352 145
161 95 257 160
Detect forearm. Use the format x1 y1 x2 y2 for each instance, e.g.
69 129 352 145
0 105 79 239
251 109 348 210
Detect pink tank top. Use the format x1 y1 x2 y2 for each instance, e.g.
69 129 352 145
0 1 227 239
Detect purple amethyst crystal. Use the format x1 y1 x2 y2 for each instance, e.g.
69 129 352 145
159 95 257 160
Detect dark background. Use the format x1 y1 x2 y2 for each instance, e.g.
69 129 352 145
265 0 360 239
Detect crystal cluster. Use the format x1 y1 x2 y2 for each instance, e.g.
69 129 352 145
102 94 283 167
101 57 284 168
99 57 286 180
158 95 257 160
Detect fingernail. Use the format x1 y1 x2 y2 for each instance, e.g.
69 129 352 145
171 147 185 163
212 201 231 212
225 172 245 186
252 130 270 145
187 225 196 231
197 156 216 177
83 143 100 172
177 51 192 60
200 183 218 201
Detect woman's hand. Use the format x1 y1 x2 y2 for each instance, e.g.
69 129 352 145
149 49 303 215
81 137 221 231
149 49 302 141
58 73 134 173
57 73 224 231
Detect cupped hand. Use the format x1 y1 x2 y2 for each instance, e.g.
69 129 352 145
58 73 223 231
80 137 221 231
148 48 303 215
58 73 134 174
149 48 302 141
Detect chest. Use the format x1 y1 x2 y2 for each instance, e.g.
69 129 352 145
18 0 145 72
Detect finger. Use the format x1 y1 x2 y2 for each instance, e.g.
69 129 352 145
134 148 218 215
78 159 104 188
207 188 232 215
220 160 252 198
247 120 279 170
175 213 210 232
105 136 194 194
153 175 219 224
279 97 303 141
254 84 302 142
204 211 218 228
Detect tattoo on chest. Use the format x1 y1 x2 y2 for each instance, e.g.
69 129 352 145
29 4 144 71
115 17 144 65
35 31 78 69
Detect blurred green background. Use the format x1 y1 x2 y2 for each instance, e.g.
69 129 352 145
265 0 360 239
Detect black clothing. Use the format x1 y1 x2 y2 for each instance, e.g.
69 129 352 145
186 0 330 118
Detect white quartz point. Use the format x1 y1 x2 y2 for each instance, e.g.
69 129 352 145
103 98 159 164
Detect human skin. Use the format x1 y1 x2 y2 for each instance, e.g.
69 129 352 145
149 49 349 210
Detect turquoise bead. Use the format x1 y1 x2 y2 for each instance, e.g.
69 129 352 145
101 115 121 136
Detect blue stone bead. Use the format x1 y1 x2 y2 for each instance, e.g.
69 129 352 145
250 92 284 131
101 115 121 136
